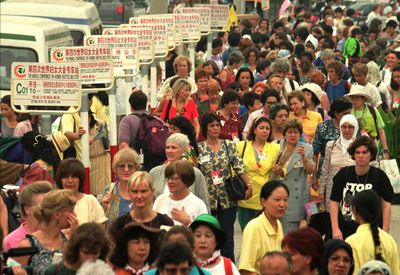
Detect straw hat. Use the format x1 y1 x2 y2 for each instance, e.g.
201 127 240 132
344 85 371 102
51 131 70 160
301 83 326 100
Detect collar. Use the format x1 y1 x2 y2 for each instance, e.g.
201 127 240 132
196 250 221 267
124 263 150 275
261 213 281 236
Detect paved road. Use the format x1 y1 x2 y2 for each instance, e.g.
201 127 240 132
233 205 400 263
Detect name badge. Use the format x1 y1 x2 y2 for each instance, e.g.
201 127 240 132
200 155 210 164
232 132 239 143
258 152 268 161
293 160 303 168
211 170 223 185
221 120 225 127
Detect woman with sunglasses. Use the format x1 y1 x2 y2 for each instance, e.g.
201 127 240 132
101 148 141 227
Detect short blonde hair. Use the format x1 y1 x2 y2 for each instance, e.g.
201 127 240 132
173 55 192 74
172 78 192 99
113 148 141 171
128 171 154 192
32 189 76 224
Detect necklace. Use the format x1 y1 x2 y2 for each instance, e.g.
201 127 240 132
356 168 370 185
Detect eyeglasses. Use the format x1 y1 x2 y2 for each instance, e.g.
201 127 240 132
166 176 181 182
116 163 136 171
163 267 190 275
329 255 353 266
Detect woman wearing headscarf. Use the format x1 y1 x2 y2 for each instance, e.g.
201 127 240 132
319 114 358 239
320 239 354 275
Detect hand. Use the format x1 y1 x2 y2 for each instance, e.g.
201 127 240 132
311 177 318 191
298 145 306 159
10 266 28 275
318 193 325 200
78 127 86 138
332 227 343 240
101 193 112 209
66 212 79 230
245 185 253 200
383 151 390 160
171 207 191 225
299 220 308 229
271 164 283 176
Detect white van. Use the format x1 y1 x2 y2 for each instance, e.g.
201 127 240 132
0 0 102 46
0 15 73 97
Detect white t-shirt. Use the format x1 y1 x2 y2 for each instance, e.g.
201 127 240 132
364 82 382 108
153 192 208 225
75 194 108 224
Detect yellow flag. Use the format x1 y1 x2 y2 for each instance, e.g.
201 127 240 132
228 5 238 29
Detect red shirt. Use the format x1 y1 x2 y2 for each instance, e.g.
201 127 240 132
161 98 199 123
217 111 241 141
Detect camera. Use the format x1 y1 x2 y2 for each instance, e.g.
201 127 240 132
1 247 38 275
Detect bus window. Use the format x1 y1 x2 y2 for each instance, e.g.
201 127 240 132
0 47 38 90
71 30 85 46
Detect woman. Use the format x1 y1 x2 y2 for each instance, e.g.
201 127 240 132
101 148 141 227
15 189 78 275
149 133 209 208
158 55 197 101
109 171 173 241
235 68 254 95
345 85 389 159
88 110 111 195
236 117 281 230
44 223 113 275
330 136 394 240
2 181 53 251
0 95 20 137
313 98 353 178
153 160 208 225
252 82 268 96
282 227 324 275
325 62 351 103
55 158 107 225
253 18 269 35
319 114 358 238
19 131 70 190
197 79 221 117
345 190 400 275
279 120 314 233
169 116 199 167
270 103 290 142
216 91 242 142
192 69 211 105
239 181 288 274
241 47 260 75
198 112 251 262
343 27 363 68
288 91 323 144
161 78 200 138
219 51 244 91
387 64 400 110
301 83 330 121
320 239 354 275
190 214 240 274
110 222 160 275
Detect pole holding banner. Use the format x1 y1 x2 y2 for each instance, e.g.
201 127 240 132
80 94 91 194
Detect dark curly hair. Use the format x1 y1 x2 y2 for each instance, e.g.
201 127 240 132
348 136 377 161
200 112 221 137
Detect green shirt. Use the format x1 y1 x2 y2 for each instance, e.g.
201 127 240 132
44 262 76 275
352 105 384 138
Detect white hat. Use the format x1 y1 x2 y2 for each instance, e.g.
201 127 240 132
358 260 392 275
344 85 371 102
301 83 326 99
305 34 318 50
278 49 291 59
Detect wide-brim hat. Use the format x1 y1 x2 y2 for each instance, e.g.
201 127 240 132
301 83 326 100
344 85 371 102
51 131 70 160
189 214 226 250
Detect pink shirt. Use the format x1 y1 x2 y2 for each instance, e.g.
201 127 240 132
2 223 28 251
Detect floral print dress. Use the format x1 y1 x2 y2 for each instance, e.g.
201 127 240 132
198 139 245 210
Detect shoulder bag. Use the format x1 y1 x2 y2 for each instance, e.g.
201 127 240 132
223 140 247 201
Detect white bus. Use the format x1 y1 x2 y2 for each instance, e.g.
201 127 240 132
0 0 102 46
0 15 73 97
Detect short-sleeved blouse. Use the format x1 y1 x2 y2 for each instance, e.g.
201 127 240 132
198 139 245 210
160 98 199 123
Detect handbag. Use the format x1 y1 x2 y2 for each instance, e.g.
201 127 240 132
380 159 400 193
223 140 247 201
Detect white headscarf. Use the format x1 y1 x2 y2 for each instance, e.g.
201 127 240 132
339 114 359 154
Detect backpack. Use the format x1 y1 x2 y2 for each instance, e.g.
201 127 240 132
131 113 168 171
0 188 21 233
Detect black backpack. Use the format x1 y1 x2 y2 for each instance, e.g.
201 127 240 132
131 113 168 171
0 189 20 233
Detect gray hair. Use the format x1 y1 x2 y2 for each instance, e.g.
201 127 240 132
271 58 291 73
261 251 293 273
166 133 190 151
77 260 115 275
320 49 336 60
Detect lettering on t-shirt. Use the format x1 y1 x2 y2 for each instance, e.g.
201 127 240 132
341 182 373 221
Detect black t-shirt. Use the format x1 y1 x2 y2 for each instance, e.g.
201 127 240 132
330 166 394 222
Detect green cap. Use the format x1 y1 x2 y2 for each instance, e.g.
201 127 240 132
189 214 226 249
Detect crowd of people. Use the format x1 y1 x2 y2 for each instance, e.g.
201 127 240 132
1 0 400 274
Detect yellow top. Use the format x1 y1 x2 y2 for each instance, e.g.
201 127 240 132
237 141 281 210
289 110 323 144
345 224 400 275
239 213 284 274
